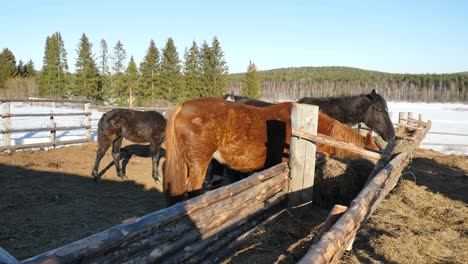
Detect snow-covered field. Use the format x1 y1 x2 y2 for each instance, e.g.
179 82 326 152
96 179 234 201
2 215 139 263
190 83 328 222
0 102 467 155
388 102 468 155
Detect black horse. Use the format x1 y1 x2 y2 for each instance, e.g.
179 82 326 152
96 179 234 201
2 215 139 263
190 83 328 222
92 109 166 183
222 92 274 107
223 89 394 141
297 89 395 141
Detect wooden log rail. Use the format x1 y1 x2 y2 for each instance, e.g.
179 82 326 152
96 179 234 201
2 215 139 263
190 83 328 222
298 119 431 264
292 130 385 162
20 163 290 264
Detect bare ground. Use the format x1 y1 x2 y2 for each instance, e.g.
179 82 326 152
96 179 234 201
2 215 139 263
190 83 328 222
0 143 467 263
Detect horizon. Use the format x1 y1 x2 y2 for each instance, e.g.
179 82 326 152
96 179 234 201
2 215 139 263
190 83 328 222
1 1 467 75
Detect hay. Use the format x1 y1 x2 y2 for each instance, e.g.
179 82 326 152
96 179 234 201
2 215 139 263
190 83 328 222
313 157 375 208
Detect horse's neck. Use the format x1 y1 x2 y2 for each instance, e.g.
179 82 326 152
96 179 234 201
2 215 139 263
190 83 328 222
330 96 370 125
328 120 364 146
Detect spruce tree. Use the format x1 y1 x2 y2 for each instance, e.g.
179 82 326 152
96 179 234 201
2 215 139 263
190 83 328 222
241 61 262 98
110 40 127 105
99 39 111 102
0 48 17 89
138 40 160 105
199 37 229 97
211 36 229 96
40 32 68 97
75 33 100 101
125 56 139 107
25 59 36 77
160 37 182 102
183 41 203 99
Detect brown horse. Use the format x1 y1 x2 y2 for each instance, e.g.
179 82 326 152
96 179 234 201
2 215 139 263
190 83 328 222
317 112 379 158
164 97 379 204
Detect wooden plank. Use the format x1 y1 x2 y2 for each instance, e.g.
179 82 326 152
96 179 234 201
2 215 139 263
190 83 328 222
289 103 318 207
2 102 11 152
1 125 91 134
428 131 468 136
0 247 19 264
0 98 90 103
0 139 91 152
292 130 384 162
85 103 91 141
1 112 92 118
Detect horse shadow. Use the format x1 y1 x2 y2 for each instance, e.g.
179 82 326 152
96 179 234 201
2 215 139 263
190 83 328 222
96 144 165 179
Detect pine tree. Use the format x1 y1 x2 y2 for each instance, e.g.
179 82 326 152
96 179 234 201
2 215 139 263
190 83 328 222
125 56 139 107
138 40 160 106
16 60 25 77
110 40 127 105
75 33 100 101
160 38 182 102
0 48 17 89
241 60 262 98
40 32 68 97
183 41 203 99
199 41 214 97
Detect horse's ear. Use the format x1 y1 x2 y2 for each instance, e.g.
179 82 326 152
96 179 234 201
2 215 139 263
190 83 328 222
371 89 377 97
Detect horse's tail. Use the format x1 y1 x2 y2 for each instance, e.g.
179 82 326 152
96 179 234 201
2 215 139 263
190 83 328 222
164 104 188 206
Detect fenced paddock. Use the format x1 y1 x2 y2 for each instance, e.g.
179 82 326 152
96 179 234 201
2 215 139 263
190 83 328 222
0 102 432 264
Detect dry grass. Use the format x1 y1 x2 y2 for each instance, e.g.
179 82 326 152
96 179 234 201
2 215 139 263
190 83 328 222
343 149 468 264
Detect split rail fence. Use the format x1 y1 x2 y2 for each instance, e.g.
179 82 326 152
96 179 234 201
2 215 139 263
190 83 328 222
0 103 431 263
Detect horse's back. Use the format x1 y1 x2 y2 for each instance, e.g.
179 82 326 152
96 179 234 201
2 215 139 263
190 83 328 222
99 108 166 143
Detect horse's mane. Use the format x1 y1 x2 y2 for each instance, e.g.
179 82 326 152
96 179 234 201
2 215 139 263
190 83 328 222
319 112 374 159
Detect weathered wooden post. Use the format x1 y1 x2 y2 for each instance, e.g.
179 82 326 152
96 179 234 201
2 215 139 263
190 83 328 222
2 102 11 152
398 112 406 124
50 115 56 147
288 103 318 208
85 103 91 141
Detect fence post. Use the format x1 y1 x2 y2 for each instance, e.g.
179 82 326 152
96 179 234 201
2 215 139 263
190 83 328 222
85 103 91 142
288 103 318 208
398 112 405 124
2 102 11 152
50 115 56 147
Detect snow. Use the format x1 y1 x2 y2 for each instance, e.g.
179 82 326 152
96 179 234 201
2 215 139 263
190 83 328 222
388 102 468 155
1 101 467 155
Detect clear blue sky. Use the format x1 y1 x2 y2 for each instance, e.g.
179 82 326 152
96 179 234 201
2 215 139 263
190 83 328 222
2 0 467 74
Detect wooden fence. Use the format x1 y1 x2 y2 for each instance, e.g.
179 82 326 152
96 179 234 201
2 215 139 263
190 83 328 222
0 99 92 152
298 111 431 264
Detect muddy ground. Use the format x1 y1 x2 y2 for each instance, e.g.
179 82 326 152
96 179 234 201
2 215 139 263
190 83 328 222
0 143 467 263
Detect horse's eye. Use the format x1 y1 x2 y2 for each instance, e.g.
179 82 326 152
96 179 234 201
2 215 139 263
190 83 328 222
373 106 384 112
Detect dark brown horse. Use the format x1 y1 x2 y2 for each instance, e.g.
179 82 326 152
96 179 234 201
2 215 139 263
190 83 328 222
92 109 166 183
164 97 379 204
298 89 395 141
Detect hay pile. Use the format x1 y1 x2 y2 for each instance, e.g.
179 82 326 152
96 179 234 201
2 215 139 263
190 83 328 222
313 157 375 208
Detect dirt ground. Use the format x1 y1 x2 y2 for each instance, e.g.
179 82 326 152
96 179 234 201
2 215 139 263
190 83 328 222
1 143 467 263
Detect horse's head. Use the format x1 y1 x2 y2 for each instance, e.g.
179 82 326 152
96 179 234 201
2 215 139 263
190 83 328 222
362 89 395 141
222 91 236 102
364 130 380 151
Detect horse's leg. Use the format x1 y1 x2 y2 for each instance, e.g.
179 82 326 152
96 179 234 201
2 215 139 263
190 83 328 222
187 159 211 199
150 141 162 182
92 137 111 183
112 137 127 180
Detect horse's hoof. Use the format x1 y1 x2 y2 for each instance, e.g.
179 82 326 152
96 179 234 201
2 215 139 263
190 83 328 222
119 174 128 180
93 176 101 183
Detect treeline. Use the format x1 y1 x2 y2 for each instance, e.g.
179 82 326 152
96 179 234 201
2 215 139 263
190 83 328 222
229 67 468 102
0 32 229 106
